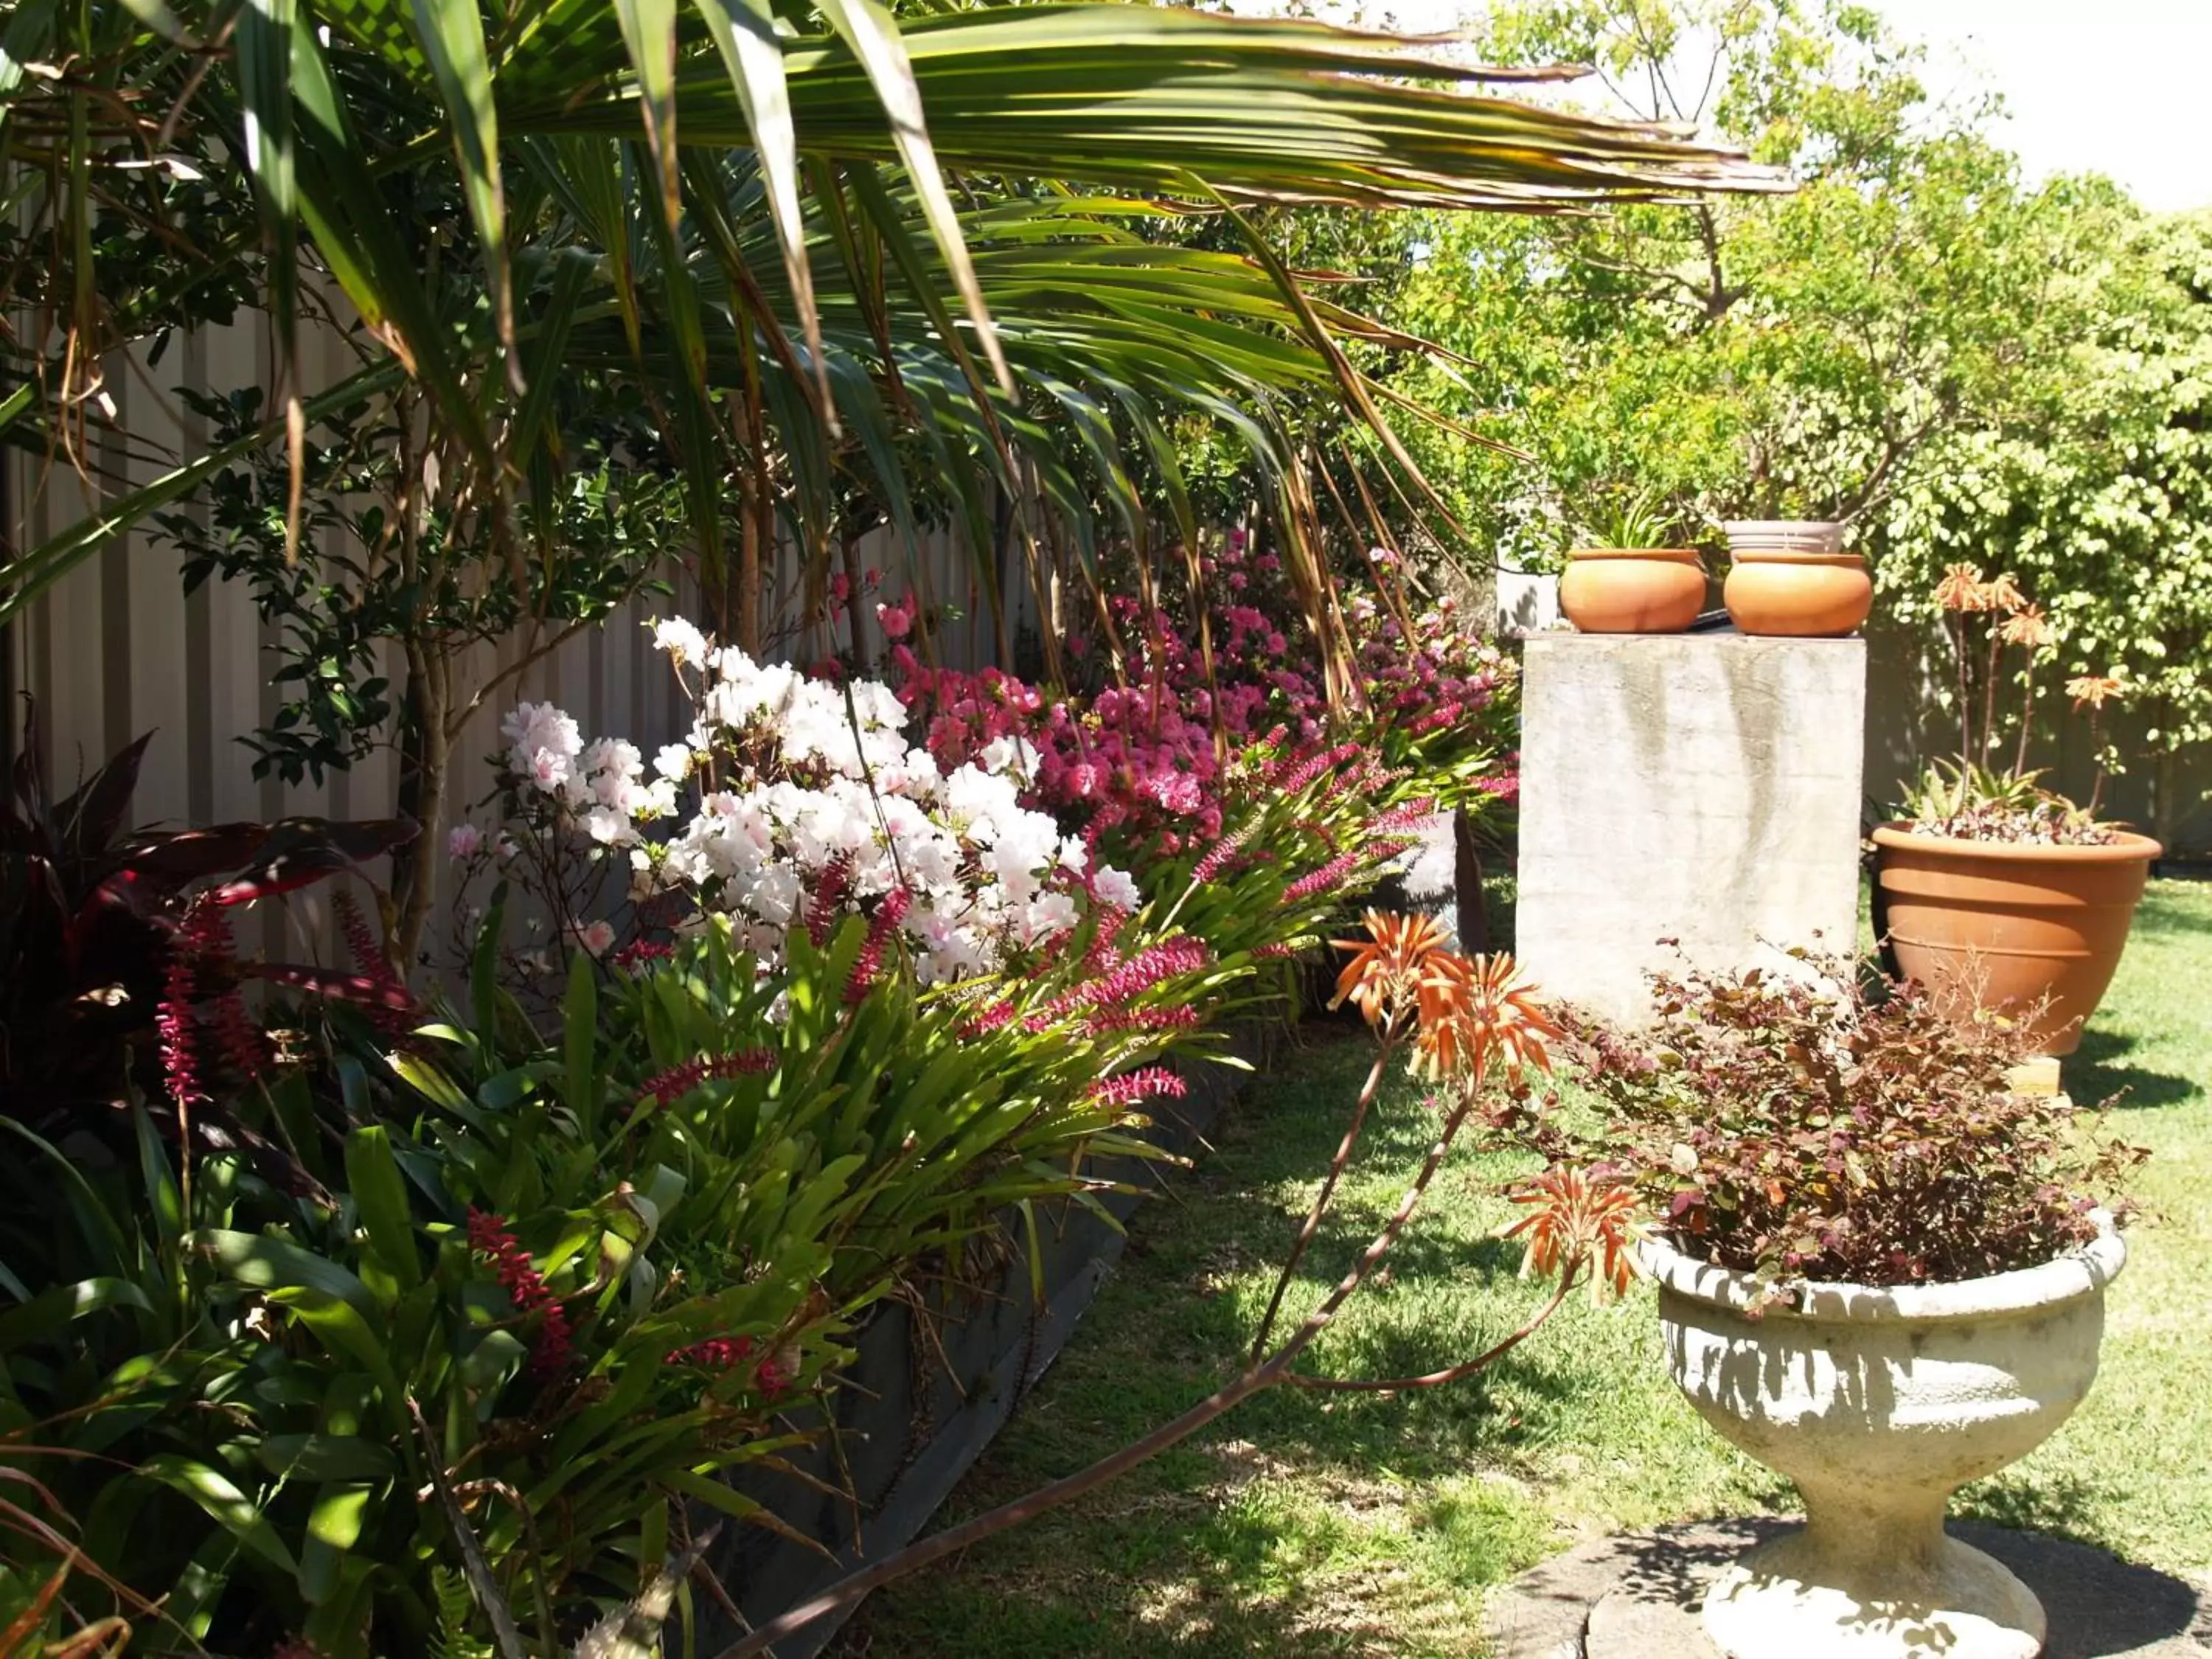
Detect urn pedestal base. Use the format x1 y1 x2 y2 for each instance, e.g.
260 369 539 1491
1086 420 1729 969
1704 1523 2042 1659
1638 1227 2127 1659
1481 1518 2212 1659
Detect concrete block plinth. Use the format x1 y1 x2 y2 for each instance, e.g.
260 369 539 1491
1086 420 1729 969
1517 633 1866 1026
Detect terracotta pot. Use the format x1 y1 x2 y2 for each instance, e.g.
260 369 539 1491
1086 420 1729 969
1644 1221 2124 1659
1724 550 1872 637
1871 824 2160 1056
1559 548 1707 634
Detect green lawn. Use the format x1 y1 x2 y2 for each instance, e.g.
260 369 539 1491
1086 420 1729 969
830 880 2211 1658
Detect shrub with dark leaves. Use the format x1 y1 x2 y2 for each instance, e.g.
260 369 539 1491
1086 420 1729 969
1552 955 2144 1287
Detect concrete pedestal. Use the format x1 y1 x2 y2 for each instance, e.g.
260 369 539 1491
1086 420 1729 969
1517 633 1866 1026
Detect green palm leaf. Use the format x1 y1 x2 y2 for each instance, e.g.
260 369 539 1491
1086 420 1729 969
1 0 1781 640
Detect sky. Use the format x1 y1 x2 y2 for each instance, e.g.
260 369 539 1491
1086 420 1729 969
1265 0 2212 212
1890 0 2211 211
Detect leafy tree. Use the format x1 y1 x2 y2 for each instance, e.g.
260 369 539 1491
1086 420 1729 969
1379 0 2101 568
1 0 1778 956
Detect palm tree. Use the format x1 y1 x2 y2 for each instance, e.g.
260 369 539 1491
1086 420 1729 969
1 0 1781 622
1 0 1781 954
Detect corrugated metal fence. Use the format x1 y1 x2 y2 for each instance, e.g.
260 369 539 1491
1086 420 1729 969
2 312 1008 962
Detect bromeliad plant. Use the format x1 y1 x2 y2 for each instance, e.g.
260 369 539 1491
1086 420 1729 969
0 885 1223 1655
706 911 1634 1659
1549 953 2145 1288
0 705 416 1134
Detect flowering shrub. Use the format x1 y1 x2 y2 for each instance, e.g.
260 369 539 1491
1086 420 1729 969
486 619 1142 984
886 536 1516 863
1545 954 2145 1287
7 542 1526 1656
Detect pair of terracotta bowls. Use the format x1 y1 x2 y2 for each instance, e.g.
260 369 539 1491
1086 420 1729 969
1559 520 1871 637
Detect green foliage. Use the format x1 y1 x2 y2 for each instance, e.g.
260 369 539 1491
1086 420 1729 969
1377 0 2102 571
153 385 681 787
0 0 1778 639
1573 488 1679 552
1896 761 2112 847
0 881 1237 1653
1898 759 2053 824
1883 210 2212 832
430 1568 499 1659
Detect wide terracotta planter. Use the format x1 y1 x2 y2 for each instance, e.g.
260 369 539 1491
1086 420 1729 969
1645 1221 2126 1659
1559 548 1708 634
1720 521 1870 638
1871 824 2160 1056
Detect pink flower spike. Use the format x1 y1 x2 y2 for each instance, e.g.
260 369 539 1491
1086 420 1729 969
1088 1066 1190 1109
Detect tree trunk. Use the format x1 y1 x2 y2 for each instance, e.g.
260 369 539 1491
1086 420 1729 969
389 645 451 975
1453 807 1489 953
2154 746 2178 859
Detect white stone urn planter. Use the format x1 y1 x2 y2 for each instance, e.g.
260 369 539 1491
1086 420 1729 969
1641 1220 2126 1659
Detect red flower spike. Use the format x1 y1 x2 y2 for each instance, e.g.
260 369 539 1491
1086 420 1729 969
466 1208 574 1378
639 1050 779 1105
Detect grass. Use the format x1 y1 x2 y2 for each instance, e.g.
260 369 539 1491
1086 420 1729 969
830 880 2212 1658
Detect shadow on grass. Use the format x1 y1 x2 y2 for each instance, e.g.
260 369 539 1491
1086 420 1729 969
2069 1026 2198 1110
2125 887 2212 939
1954 1467 2107 1545
827 1036 1605 1656
834 1024 1809 1658
828 1488 1520 1659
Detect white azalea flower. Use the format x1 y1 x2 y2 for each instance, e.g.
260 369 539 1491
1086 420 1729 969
1093 866 1142 910
650 616 710 667
582 805 634 845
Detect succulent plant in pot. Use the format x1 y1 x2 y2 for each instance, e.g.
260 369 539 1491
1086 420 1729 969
1874 565 2161 1056
1559 492 1709 635
1544 956 2144 1659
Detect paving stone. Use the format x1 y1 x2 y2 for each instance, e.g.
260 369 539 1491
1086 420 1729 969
1486 1520 2212 1659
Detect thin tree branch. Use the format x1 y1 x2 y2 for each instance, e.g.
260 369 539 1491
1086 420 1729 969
1250 1026 1400 1361
1286 1270 1575 1391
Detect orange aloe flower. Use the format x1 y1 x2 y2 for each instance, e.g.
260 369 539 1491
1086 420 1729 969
1999 604 2054 649
1933 563 1989 612
1983 571 2028 614
2066 672 2126 710
1413 950 1559 1085
1331 910 1450 1029
1502 1166 1644 1302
